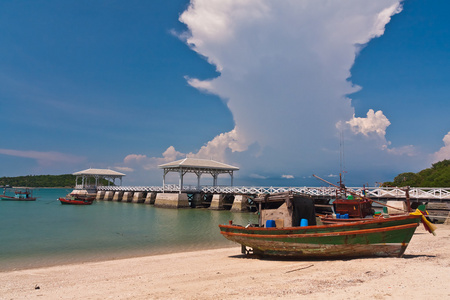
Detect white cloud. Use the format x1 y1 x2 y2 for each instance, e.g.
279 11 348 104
121 1 425 185
250 173 267 180
115 147 185 185
185 76 214 93
337 110 418 158
432 131 450 162
0 148 85 166
282 174 294 179
189 128 248 162
121 146 184 171
162 146 184 163
386 145 417 156
371 4 403 40
114 166 134 173
345 109 391 137
177 0 405 181
123 154 148 165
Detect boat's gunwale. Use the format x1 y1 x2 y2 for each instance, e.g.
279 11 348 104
220 222 418 239
219 214 420 232
1 195 37 201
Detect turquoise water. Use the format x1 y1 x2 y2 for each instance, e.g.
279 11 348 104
0 188 257 271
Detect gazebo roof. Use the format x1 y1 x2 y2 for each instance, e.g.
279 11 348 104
73 168 126 177
158 158 239 171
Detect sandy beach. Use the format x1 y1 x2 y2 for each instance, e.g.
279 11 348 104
1 224 449 300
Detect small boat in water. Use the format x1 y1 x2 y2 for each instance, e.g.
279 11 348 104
1 189 36 201
58 194 95 205
219 192 433 259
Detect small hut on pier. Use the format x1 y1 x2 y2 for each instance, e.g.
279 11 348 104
158 158 239 192
72 168 126 193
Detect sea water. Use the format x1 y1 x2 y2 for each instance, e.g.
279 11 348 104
0 188 257 271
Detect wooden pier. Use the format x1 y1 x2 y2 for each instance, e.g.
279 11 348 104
71 166 450 221
94 185 450 221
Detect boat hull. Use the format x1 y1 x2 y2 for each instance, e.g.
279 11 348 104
1 189 36 201
1 196 36 201
58 197 94 205
219 215 421 258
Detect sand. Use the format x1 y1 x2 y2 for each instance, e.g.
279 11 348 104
1 224 449 300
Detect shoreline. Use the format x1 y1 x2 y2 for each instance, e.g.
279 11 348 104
0 242 237 273
2 224 449 299
5 187 74 189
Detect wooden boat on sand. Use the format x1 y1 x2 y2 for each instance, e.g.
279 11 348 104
219 192 433 259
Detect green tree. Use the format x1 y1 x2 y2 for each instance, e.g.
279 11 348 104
385 160 450 187
0 174 114 188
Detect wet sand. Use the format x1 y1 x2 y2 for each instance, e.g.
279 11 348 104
1 224 449 299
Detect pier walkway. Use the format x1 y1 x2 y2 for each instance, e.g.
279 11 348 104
97 185 450 201
94 185 450 221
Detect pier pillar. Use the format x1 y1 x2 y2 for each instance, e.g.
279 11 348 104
122 192 133 203
112 191 123 202
191 193 204 208
96 191 105 200
132 192 144 203
231 195 248 212
209 194 225 210
103 191 114 201
144 192 157 205
154 193 190 208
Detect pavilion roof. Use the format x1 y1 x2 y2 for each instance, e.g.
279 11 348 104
158 158 239 171
73 168 126 177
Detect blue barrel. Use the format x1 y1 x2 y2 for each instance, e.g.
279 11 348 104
343 213 349 219
336 213 340 219
300 219 308 227
266 220 276 228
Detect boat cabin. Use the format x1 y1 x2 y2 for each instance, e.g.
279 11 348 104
254 192 317 228
333 195 373 218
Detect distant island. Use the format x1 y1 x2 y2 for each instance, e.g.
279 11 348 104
0 174 113 188
383 160 450 187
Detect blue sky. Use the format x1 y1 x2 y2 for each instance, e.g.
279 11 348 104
1 0 449 187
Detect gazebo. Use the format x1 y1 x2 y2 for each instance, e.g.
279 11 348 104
72 168 126 190
158 158 239 192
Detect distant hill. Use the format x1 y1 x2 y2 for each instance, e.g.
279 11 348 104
0 174 113 188
383 160 450 187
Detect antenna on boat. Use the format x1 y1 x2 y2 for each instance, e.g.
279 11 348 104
339 129 346 184
312 174 410 213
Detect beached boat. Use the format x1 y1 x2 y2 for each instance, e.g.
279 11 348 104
219 192 431 259
1 189 36 201
58 194 95 205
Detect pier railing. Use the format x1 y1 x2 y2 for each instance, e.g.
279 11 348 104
96 185 450 200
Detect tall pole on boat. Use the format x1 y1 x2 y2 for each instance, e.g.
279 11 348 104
312 174 409 213
339 129 346 184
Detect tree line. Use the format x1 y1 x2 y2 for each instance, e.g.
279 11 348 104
0 174 113 188
383 160 450 187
